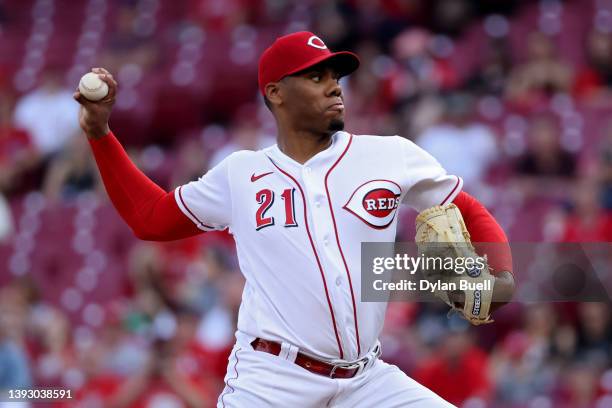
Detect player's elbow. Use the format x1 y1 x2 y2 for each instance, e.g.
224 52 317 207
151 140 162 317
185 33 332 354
130 223 167 241
130 222 201 242
132 228 159 241
132 229 178 242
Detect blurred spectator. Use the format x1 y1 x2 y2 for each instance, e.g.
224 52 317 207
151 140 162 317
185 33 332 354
0 283 30 346
58 341 122 408
515 114 577 180
102 4 159 72
196 270 243 352
417 91 498 192
313 2 353 49
489 305 559 405
31 309 74 388
0 91 40 194
0 287 32 389
555 362 602 408
599 120 612 210
189 0 264 31
573 303 612 366
13 70 80 157
0 334 32 389
506 32 573 105
174 242 234 317
209 106 274 167
430 0 473 37
169 138 209 188
378 302 422 375
42 137 101 202
560 180 612 242
397 94 445 140
342 40 396 135
573 29 612 102
467 38 512 96
171 308 224 391
385 28 459 105
413 319 492 406
93 302 148 377
109 337 215 408
126 243 170 329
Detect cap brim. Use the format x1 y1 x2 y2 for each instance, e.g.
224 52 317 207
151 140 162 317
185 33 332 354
285 51 360 79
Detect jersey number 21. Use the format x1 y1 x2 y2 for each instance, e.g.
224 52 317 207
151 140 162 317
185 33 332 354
255 188 297 230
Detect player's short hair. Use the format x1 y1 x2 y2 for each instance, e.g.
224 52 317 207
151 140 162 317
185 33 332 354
263 95 273 112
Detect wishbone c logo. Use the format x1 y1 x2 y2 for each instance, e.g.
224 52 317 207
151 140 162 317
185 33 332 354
307 36 327 50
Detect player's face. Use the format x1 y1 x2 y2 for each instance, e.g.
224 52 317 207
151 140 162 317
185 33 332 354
281 65 345 135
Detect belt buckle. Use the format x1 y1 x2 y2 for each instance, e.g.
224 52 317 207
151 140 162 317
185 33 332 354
329 358 367 379
354 358 367 376
329 364 339 378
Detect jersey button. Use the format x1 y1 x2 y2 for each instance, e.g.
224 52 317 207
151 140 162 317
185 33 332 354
323 237 329 245
335 276 342 286
315 200 321 208
304 166 312 174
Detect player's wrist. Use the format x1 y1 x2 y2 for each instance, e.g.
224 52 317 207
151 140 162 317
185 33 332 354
86 124 111 140
490 271 515 313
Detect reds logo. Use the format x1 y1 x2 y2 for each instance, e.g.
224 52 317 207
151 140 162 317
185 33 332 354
307 35 327 50
343 180 402 229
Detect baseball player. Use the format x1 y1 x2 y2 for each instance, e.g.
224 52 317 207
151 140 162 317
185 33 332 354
75 31 515 407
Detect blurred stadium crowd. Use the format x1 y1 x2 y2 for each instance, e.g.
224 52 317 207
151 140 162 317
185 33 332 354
1 0 612 407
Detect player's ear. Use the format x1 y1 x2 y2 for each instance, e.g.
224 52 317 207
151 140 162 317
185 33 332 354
265 82 283 108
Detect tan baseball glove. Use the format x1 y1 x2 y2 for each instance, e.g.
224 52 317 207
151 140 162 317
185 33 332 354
415 204 495 325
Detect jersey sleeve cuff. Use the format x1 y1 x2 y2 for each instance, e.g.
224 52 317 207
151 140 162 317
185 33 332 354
440 176 463 205
174 186 221 232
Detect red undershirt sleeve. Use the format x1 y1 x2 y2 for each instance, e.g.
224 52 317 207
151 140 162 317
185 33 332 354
452 191 513 275
88 131 202 241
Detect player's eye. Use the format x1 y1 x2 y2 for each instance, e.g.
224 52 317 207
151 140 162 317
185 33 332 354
311 74 321 82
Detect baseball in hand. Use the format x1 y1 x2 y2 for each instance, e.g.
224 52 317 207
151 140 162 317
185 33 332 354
78 72 109 101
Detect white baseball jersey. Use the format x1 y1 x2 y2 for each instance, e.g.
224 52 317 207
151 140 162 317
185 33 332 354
176 131 462 362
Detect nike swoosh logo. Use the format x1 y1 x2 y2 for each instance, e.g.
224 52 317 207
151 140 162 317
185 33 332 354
251 172 273 182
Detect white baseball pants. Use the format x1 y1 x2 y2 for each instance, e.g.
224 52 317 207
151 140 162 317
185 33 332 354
217 332 455 408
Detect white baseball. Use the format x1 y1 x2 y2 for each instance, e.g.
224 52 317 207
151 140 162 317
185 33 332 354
78 72 109 101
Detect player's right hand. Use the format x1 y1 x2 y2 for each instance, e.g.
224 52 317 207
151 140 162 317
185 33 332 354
73 67 117 139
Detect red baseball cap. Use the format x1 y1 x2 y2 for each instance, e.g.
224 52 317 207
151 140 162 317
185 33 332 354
258 31 360 96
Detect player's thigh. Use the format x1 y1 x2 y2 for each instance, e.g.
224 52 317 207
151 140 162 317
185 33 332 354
217 345 336 408
336 359 456 408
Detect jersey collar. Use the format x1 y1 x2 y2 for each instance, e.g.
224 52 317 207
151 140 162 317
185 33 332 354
266 131 350 170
